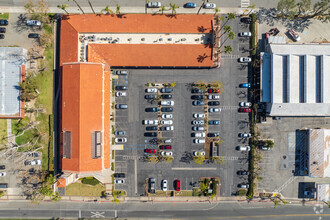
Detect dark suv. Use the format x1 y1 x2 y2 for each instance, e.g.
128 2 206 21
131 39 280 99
160 88 173 93
0 20 8 26
146 126 158 131
115 85 127 90
0 165 5 170
208 101 220 106
0 28 6 33
144 132 157 137
114 173 126 178
161 107 173 112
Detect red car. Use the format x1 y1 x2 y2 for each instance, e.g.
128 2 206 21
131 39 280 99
159 145 172 150
175 180 181 191
145 149 157 154
208 88 220 93
238 108 251 113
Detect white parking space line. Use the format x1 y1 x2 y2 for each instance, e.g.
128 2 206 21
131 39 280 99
172 167 217 170
220 55 239 59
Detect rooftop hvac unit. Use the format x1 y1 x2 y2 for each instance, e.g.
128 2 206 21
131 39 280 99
168 38 172 41
159 38 163 41
141 38 145 41
181 38 186 41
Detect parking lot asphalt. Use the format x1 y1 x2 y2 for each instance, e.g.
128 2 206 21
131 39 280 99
113 17 252 197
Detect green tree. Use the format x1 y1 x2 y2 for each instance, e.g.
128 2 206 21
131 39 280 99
159 5 166 14
116 4 121 15
68 0 85 14
169 3 179 15
214 7 220 15
86 0 95 14
224 45 233 54
19 77 38 102
277 0 297 18
57 4 69 14
0 191 5 198
311 0 330 22
222 13 235 28
193 155 205 165
296 0 311 16
101 5 114 15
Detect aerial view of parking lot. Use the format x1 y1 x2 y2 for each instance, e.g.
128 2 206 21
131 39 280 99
0 0 329 219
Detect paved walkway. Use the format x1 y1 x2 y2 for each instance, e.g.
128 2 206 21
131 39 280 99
6 119 15 147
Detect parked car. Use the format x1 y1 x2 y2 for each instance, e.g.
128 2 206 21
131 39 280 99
208 95 220 100
145 107 158 112
146 88 157 93
193 139 205 144
114 179 125 184
237 183 249 188
239 102 252 107
238 133 251 138
175 180 181 191
203 3 216 9
240 17 252 23
192 120 204 125
115 91 127 97
259 145 271 151
31 159 41 165
115 130 126 136
160 151 173 156
191 132 205 138
28 33 40 38
114 173 125 178
193 100 204 106
149 178 156 193
161 120 173 125
0 172 6 177
162 179 168 191
161 94 172 99
209 120 220 125
273 116 281 120
191 95 204 100
161 107 173 112
147 2 161 8
239 83 251 88
160 88 173 93
161 100 174 106
160 126 174 131
26 20 41 26
0 183 8 188
145 149 157 154
236 146 251 151
208 88 219 93
193 113 205 118
209 108 221 113
159 145 172 150
115 104 128 109
164 139 172 143
0 165 5 170
115 138 127 143
184 2 197 8
238 32 252 37
208 101 220 106
0 34 4 39
144 132 157 137
28 152 40 157
115 70 128 75
207 133 219 137
238 108 251 113
0 28 6 33
143 120 158 125
161 114 173 119
0 20 8 26
193 151 205 156
191 88 203 93
146 126 158 131
145 94 156 99
192 126 204 131
115 85 127 90
237 171 249 176
239 57 252 63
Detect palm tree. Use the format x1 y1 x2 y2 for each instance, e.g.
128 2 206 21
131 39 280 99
68 0 85 14
214 7 220 15
221 31 235 47
224 46 233 54
116 4 121 15
57 4 69 14
222 13 235 28
169 3 179 15
86 0 95 14
101 5 114 15
159 5 166 14
220 25 232 37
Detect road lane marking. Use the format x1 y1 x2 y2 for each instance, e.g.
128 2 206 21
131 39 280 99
172 167 217 170
134 159 137 194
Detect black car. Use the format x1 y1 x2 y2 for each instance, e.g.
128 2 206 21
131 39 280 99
161 94 172 99
115 130 126 136
0 165 5 170
0 20 8 26
208 101 220 106
145 94 156 99
0 34 4 39
114 173 126 178
237 170 249 176
0 28 6 33
28 33 40 38
191 88 203 93
145 107 158 112
160 88 173 93
115 85 127 90
191 95 204 100
146 126 158 131
207 133 220 137
161 107 173 112
240 17 252 23
144 132 157 137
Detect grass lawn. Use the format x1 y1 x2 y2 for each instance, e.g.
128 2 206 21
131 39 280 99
0 13 9 19
65 182 106 197
15 128 39 146
0 119 7 146
153 190 193 197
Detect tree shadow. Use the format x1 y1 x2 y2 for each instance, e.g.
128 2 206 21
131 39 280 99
179 151 193 164
197 26 207 33
197 53 208 63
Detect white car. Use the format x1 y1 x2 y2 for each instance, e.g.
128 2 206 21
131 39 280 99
239 102 252 107
208 95 220 100
115 179 125 184
162 126 174 131
30 159 41 165
115 138 127 143
209 108 221 113
192 132 205 138
26 20 41 26
0 172 6 177
192 120 204 125
164 139 172 143
161 120 173 125
146 88 157 93
162 179 168 191
239 57 252 63
161 114 173 119
161 151 173 156
238 32 252 37
161 100 174 106
238 133 251 138
193 139 205 144
236 146 251 151
203 3 216 9
143 120 159 125
193 113 205 118
115 91 127 97
147 1 161 8
193 151 205 156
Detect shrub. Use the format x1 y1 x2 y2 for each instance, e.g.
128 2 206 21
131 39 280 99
238 189 247 196
111 162 114 171
81 177 99 186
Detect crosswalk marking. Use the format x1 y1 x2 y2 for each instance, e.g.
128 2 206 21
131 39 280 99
241 0 250 8
222 156 248 161
220 106 239 110
221 55 239 59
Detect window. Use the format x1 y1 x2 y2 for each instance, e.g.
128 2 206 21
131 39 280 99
63 131 71 159
91 131 102 159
